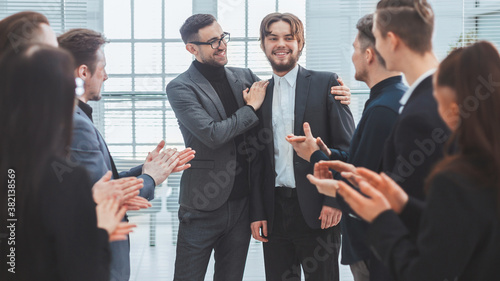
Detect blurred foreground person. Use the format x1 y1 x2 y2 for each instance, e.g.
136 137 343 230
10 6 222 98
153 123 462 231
0 45 129 281
0 11 58 54
310 41 500 281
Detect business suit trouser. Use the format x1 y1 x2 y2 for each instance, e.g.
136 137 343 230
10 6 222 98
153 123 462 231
173 196 251 281
263 187 341 281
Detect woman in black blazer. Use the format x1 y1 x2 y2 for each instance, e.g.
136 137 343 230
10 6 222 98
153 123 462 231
310 41 500 281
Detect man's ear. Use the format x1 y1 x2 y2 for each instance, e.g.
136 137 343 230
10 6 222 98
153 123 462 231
366 47 375 65
386 31 399 52
76 65 89 81
186 44 197 56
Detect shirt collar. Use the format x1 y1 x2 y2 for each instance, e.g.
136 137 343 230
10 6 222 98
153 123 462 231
273 64 299 88
77 100 93 122
399 68 436 108
370 75 403 99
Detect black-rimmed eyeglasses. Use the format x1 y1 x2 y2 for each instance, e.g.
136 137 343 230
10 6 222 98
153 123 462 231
189 32 230 49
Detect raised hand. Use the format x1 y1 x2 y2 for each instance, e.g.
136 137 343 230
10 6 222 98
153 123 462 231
315 137 331 157
331 77 351 105
96 196 128 239
142 148 181 185
356 168 409 214
92 172 144 205
123 196 152 211
307 162 338 197
337 180 391 223
172 147 196 173
316 160 360 187
145 140 166 163
109 222 137 242
285 122 320 162
243 80 269 111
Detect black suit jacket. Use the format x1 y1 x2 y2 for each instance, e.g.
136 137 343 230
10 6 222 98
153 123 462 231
381 75 450 200
368 171 500 281
251 66 355 230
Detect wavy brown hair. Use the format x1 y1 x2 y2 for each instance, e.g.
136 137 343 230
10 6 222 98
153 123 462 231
428 41 500 212
0 11 50 55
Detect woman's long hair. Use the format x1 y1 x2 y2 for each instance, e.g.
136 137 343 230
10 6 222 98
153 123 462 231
0 45 76 207
428 41 500 212
0 11 50 55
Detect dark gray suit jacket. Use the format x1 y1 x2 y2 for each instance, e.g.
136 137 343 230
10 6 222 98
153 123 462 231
69 105 156 281
251 65 355 230
166 62 261 211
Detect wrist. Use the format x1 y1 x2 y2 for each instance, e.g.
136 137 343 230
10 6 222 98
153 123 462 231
246 104 256 112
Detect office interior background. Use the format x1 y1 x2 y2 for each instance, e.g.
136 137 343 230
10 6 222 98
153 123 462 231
1 0 499 280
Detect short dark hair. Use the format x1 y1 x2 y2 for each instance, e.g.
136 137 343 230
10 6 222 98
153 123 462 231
179 14 217 44
375 0 434 54
356 14 386 67
259 13 305 52
57 28 108 74
0 11 50 55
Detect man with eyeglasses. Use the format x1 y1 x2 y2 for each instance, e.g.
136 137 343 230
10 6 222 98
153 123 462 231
166 14 269 281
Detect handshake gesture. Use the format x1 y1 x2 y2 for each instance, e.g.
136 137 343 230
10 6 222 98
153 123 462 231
92 140 196 241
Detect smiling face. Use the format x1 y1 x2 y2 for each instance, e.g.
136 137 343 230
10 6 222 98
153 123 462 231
191 22 228 67
262 20 302 76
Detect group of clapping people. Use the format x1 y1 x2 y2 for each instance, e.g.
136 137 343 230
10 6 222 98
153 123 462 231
1 0 500 280
0 11 195 281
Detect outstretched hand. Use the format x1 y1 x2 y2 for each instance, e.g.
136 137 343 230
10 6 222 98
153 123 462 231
285 122 320 162
356 168 409 214
337 179 391 223
307 162 339 197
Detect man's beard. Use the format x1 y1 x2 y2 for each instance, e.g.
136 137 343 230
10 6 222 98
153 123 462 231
267 52 299 73
200 51 227 68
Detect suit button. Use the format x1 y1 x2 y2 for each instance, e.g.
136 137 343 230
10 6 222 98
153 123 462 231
295 162 299 166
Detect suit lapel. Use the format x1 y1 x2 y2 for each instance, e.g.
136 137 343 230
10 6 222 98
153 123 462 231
75 106 118 178
188 63 227 119
262 78 275 168
225 68 245 107
294 66 311 135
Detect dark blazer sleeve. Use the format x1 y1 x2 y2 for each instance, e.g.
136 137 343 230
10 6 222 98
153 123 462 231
118 165 156 201
166 80 259 150
44 167 110 281
368 173 480 281
249 121 267 222
322 74 355 207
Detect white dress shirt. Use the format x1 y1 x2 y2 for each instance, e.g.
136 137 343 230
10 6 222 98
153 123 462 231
399 68 436 113
272 65 299 188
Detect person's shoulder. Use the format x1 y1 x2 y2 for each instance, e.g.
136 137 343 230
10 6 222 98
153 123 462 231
226 66 255 76
304 67 338 80
167 69 191 87
370 86 406 112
